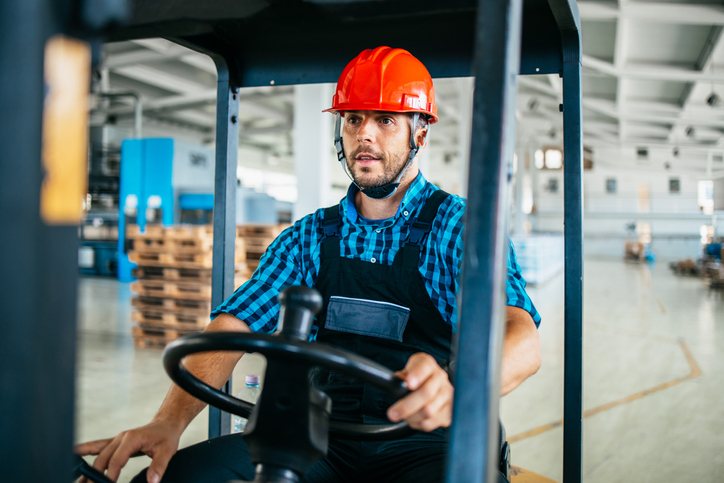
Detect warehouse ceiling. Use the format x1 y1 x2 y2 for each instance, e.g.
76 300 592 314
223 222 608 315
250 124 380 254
96 0 724 176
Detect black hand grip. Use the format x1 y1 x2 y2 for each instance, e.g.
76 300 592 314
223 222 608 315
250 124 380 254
72 454 114 483
277 286 323 341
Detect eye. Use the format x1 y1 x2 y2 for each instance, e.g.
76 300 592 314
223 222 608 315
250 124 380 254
347 116 361 125
380 117 394 125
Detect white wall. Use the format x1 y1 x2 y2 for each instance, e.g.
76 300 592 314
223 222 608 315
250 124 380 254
532 147 722 260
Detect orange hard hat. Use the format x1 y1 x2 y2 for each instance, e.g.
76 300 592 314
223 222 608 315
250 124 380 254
324 46 438 124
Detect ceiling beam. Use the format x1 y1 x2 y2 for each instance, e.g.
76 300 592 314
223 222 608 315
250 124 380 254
103 87 295 118
583 55 724 84
668 26 724 143
131 38 217 75
578 1 724 26
112 65 208 94
613 2 630 143
103 47 189 68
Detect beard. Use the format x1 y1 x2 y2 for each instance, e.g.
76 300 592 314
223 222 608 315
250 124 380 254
345 146 410 190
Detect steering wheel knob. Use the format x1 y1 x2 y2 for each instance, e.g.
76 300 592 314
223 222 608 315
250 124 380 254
278 286 324 341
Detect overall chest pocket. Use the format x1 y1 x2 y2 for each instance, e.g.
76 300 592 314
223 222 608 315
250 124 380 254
324 296 410 342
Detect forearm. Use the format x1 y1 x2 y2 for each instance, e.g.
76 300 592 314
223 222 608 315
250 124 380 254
152 312 251 431
500 306 541 396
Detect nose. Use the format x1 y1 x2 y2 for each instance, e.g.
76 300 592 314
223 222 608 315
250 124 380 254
356 118 375 143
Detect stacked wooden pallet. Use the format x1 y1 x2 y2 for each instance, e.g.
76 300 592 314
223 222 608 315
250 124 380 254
128 225 247 349
236 224 288 278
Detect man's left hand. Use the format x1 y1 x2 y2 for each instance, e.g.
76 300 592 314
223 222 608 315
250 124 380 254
387 352 453 432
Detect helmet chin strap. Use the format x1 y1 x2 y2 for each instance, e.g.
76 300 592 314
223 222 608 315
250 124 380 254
334 112 429 200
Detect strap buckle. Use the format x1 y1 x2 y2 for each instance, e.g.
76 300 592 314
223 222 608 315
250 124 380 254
407 221 432 246
322 217 339 238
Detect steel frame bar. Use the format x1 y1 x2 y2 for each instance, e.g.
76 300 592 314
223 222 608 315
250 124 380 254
208 59 240 439
561 25 584 483
0 1 79 481
445 0 523 481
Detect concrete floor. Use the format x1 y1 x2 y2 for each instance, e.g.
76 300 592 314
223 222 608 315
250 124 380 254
75 258 724 482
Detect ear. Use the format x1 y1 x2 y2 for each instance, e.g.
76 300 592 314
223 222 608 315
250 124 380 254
415 125 428 148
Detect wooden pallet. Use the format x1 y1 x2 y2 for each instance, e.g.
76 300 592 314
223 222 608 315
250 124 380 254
130 224 288 239
132 296 212 315
133 266 211 282
129 250 246 268
132 236 215 254
164 225 214 239
132 325 197 349
237 267 255 281
129 251 212 268
242 236 276 252
133 237 245 255
131 280 213 300
132 309 209 330
132 267 249 288
128 224 213 239
237 224 287 238
126 225 165 238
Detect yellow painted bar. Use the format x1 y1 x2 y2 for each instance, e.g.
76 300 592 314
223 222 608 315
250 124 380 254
511 466 558 483
41 35 90 225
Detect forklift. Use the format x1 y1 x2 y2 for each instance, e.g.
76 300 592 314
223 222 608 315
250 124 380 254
0 1 583 482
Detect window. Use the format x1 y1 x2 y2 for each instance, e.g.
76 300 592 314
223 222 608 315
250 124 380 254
638 184 650 213
522 176 533 214
535 148 563 170
699 180 714 215
605 178 617 194
544 149 563 169
546 178 559 193
669 178 680 194
534 149 544 169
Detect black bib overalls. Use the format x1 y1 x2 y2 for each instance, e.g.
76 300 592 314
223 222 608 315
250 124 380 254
134 190 509 483
310 189 453 427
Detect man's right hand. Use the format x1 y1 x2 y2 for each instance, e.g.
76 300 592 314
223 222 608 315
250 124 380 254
74 314 249 483
74 418 183 483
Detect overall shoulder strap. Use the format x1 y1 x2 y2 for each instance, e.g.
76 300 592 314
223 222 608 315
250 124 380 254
394 189 451 269
320 204 341 260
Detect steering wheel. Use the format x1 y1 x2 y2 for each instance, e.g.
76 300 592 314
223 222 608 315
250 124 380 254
162 286 415 482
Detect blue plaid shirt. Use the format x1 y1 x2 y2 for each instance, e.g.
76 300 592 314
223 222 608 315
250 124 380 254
212 172 540 333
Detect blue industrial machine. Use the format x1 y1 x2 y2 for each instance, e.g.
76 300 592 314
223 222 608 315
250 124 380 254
117 138 215 282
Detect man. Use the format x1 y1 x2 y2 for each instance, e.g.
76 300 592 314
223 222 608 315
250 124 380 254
76 46 541 483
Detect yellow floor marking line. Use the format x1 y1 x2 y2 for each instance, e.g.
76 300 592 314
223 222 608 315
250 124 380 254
638 267 651 287
508 340 701 444
655 297 667 314
510 466 559 482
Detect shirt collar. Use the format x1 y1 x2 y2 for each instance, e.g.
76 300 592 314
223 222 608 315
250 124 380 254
342 172 429 225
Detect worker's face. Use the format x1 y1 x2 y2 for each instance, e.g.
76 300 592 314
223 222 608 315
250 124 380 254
342 111 423 190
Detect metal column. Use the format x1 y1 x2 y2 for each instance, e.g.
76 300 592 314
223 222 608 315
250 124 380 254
0 1 77 481
445 0 523 481
209 60 240 439
561 29 584 483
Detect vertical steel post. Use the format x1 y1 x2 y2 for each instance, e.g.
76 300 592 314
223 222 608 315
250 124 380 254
0 1 78 481
445 0 523 481
561 30 584 483
209 60 240 439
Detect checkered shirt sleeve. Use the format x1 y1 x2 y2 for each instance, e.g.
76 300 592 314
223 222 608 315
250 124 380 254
212 178 540 332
